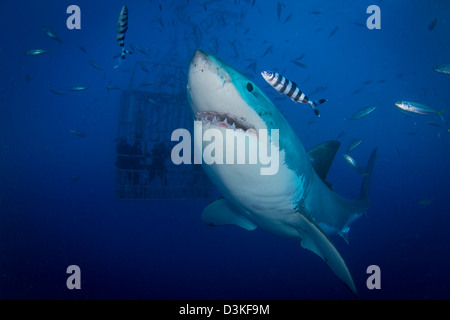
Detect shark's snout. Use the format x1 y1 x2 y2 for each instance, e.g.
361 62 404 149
189 50 212 75
187 50 233 117
192 50 209 64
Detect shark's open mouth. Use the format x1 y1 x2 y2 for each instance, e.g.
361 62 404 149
196 111 255 131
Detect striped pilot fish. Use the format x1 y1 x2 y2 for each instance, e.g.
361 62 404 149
116 5 132 63
261 70 327 117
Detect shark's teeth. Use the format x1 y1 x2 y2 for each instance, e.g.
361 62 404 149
195 111 254 131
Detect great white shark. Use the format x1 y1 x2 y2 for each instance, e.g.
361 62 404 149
186 50 377 295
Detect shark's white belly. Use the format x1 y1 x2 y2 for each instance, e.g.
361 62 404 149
198 126 309 239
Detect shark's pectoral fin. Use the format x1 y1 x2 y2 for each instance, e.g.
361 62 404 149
202 198 257 231
298 214 357 295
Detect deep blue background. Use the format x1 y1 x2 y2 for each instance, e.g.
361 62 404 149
1 0 450 299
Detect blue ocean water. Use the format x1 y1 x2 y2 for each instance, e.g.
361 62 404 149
1 0 450 300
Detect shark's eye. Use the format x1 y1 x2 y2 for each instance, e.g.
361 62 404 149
247 82 254 92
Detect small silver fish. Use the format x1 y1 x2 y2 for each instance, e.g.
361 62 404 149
139 63 149 73
343 153 365 175
87 59 104 71
328 26 339 38
349 105 377 120
49 89 66 95
77 45 87 53
291 60 308 68
346 139 362 153
69 129 86 137
426 121 442 128
428 18 438 31
133 43 150 56
69 86 89 91
41 26 63 43
277 1 284 21
148 98 158 105
24 49 51 56
395 101 444 116
106 84 121 92
433 64 450 75
395 101 447 128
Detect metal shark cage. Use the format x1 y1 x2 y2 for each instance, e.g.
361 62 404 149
114 60 213 200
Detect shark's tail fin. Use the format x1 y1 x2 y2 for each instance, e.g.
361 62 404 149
359 147 377 201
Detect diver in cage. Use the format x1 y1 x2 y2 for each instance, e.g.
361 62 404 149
115 137 132 170
130 140 144 185
147 141 168 185
115 137 133 198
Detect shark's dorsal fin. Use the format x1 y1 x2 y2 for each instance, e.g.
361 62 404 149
307 140 341 185
202 198 257 231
